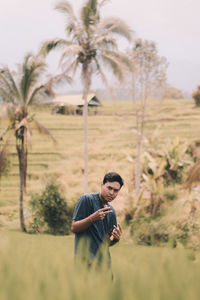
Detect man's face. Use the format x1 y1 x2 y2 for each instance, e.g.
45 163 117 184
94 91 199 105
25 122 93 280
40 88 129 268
100 181 121 203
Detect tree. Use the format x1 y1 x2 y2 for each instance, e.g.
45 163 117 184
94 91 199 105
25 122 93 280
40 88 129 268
40 0 132 193
162 85 184 99
192 86 200 107
0 54 64 232
127 38 168 203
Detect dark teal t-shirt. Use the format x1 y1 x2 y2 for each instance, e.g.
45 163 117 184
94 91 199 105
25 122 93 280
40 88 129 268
73 193 117 263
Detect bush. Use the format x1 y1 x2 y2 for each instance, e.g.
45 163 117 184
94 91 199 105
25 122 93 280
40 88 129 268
164 188 178 201
29 182 73 235
192 86 200 107
131 216 169 246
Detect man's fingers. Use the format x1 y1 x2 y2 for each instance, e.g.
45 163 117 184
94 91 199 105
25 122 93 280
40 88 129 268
118 224 122 234
101 207 112 211
113 224 122 234
104 210 112 214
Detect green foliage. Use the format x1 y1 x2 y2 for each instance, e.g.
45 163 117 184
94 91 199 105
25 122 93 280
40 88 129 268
164 188 178 201
131 216 169 246
29 182 73 235
129 192 200 250
143 137 192 186
192 85 200 107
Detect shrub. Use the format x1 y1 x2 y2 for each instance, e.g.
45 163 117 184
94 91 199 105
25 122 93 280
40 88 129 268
192 86 200 107
142 137 192 186
131 216 169 246
164 188 178 201
29 182 73 235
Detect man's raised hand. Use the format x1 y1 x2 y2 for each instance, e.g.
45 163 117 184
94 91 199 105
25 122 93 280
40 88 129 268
89 207 112 222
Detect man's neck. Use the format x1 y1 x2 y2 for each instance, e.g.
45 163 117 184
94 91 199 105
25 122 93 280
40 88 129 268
99 193 107 205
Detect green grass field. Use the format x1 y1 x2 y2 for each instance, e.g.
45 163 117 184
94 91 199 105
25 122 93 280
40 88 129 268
1 230 200 300
1 98 200 299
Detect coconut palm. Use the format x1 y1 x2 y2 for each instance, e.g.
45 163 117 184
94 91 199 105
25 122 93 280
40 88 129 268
0 53 69 232
40 0 133 193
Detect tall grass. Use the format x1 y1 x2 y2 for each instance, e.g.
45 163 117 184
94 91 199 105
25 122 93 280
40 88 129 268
1 231 200 300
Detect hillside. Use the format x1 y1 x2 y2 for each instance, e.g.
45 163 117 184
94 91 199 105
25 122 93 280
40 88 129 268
0 98 199 230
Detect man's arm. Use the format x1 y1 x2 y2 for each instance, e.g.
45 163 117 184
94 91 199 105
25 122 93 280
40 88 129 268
71 206 112 233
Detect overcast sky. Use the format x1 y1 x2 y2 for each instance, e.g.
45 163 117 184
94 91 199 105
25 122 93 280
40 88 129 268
0 0 200 94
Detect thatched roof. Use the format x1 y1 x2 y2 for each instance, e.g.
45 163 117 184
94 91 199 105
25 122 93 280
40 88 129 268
52 93 101 107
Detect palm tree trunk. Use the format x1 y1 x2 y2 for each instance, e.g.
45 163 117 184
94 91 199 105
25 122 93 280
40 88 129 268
83 93 89 193
82 63 91 194
135 133 142 197
16 131 27 232
135 87 147 205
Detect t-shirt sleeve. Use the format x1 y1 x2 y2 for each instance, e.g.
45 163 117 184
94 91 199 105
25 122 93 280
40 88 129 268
73 195 91 221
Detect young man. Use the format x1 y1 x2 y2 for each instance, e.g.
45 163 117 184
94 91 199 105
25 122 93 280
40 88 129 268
71 172 124 266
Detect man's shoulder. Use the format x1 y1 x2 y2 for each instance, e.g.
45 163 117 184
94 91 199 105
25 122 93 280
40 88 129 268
79 193 99 202
107 203 116 214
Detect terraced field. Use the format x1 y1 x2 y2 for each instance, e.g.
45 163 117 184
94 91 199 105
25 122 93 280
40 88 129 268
0 98 199 229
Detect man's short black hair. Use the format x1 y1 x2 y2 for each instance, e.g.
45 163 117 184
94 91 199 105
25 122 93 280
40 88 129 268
103 172 124 188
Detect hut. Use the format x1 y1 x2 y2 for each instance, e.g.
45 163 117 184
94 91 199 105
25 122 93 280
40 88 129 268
52 93 101 115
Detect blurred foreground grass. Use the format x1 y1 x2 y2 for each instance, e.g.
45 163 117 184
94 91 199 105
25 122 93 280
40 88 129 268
1 230 200 300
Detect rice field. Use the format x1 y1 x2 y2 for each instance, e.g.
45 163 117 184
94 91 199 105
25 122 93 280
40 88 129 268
0 230 200 300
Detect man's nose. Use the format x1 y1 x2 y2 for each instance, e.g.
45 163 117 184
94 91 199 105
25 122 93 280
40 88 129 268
109 189 114 195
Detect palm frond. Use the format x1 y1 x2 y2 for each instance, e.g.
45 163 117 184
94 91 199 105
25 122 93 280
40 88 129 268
81 0 99 30
101 53 123 81
39 39 71 57
0 141 8 177
94 35 118 49
81 5 91 30
1 103 17 127
26 85 46 105
89 0 98 12
58 44 84 66
50 73 73 87
0 126 9 140
105 49 133 71
55 1 77 23
20 54 46 104
94 57 113 95
33 120 56 144
0 68 20 103
0 87 12 103
62 59 79 77
99 0 110 8
99 18 133 42
101 50 131 81
185 160 200 190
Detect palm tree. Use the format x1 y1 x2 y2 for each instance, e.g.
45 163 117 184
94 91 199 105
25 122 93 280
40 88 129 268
0 54 67 232
40 0 133 193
